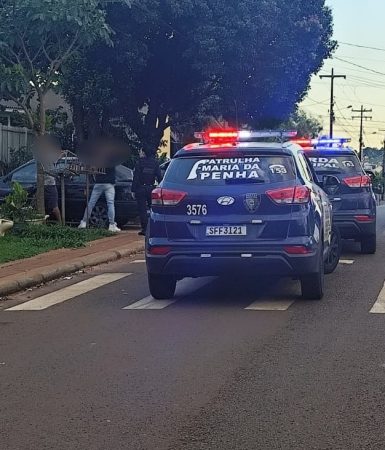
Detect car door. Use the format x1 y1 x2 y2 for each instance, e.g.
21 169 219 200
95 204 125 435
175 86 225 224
300 152 332 248
9 161 37 194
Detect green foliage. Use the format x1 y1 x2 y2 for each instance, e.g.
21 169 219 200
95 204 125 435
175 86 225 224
61 0 336 149
281 110 323 138
0 225 111 263
0 181 40 222
8 146 33 172
0 0 113 133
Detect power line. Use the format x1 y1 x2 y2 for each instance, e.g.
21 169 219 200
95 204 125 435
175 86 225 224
334 57 385 77
340 42 385 52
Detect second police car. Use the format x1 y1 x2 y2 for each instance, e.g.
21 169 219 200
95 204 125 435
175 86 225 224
293 137 377 254
146 130 341 301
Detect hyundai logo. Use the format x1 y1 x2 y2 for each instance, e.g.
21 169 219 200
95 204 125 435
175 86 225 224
217 196 235 206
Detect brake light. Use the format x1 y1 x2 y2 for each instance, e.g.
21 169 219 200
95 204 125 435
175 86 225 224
148 246 171 256
266 186 310 205
284 245 312 255
354 215 375 223
343 175 371 188
151 188 187 206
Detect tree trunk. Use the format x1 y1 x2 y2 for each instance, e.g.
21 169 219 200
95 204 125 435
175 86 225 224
35 94 46 215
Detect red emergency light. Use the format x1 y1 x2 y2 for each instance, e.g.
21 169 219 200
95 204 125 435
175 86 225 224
194 129 297 146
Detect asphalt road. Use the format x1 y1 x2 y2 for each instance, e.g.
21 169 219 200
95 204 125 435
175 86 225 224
2 208 385 450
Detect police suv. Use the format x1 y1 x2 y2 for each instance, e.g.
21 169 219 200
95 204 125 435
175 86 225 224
146 130 340 301
295 137 377 254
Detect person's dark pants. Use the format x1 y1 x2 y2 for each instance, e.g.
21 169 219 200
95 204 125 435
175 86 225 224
136 185 153 232
44 185 59 214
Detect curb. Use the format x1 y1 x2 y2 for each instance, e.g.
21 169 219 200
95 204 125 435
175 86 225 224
0 242 145 297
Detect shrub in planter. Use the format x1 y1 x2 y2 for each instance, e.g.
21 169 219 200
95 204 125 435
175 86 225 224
0 182 47 227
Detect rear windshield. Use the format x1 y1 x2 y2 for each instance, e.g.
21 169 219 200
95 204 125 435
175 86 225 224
165 155 296 185
308 154 362 176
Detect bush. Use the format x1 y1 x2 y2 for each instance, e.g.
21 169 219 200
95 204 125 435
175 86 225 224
0 181 40 223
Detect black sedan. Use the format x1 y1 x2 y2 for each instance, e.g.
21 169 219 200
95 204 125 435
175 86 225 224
0 160 138 228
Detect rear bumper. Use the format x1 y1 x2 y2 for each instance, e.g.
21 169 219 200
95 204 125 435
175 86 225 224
333 213 376 239
146 241 321 278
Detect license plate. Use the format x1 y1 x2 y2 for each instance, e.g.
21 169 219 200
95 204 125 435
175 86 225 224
206 225 247 236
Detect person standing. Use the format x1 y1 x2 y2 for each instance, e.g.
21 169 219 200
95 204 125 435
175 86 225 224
41 146 63 225
78 167 121 232
132 149 162 236
44 170 62 224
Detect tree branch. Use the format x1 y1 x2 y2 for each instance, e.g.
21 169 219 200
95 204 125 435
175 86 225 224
4 92 35 131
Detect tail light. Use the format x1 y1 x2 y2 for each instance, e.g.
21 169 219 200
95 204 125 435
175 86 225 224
343 175 371 188
284 245 312 255
354 215 375 222
148 246 171 256
151 188 187 206
266 186 310 205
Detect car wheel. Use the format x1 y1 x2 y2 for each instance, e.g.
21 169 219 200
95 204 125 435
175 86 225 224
361 235 376 254
301 247 324 300
324 227 341 274
148 273 177 300
89 204 109 228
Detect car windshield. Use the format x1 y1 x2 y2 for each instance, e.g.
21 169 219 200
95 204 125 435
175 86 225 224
165 155 296 185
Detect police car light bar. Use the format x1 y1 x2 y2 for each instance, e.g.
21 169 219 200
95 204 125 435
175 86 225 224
291 137 351 148
194 129 298 144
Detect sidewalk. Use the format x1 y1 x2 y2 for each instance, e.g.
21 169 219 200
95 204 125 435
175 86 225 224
0 231 144 297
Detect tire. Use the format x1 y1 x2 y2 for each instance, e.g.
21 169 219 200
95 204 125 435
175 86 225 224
361 235 376 255
148 273 177 300
89 204 109 228
301 247 324 300
324 227 342 274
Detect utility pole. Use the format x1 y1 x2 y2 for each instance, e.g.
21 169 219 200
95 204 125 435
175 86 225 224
352 106 373 162
320 68 346 138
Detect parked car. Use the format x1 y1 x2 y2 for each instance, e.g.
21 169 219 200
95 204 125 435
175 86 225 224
0 160 138 227
146 129 340 301
299 140 377 254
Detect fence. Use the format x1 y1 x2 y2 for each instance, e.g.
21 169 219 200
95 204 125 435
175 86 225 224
0 124 33 164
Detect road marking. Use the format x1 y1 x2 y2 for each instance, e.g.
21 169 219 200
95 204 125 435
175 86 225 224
370 282 385 314
130 260 146 264
6 274 132 311
123 277 214 310
123 296 176 310
245 300 295 311
339 260 355 265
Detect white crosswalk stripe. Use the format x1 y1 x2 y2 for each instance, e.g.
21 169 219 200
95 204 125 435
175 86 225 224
123 296 176 310
339 260 355 265
130 260 146 264
245 300 295 311
370 282 385 314
6 273 132 311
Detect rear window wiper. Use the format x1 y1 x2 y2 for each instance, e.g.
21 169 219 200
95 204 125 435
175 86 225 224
225 178 265 185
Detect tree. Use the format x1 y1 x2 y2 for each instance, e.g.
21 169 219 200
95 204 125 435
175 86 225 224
61 0 336 151
0 0 112 212
281 110 323 138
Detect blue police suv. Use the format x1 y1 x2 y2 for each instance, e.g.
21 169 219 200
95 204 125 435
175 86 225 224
146 130 339 301
298 137 377 254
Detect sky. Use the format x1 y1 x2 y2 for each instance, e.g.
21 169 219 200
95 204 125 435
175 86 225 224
301 0 385 148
